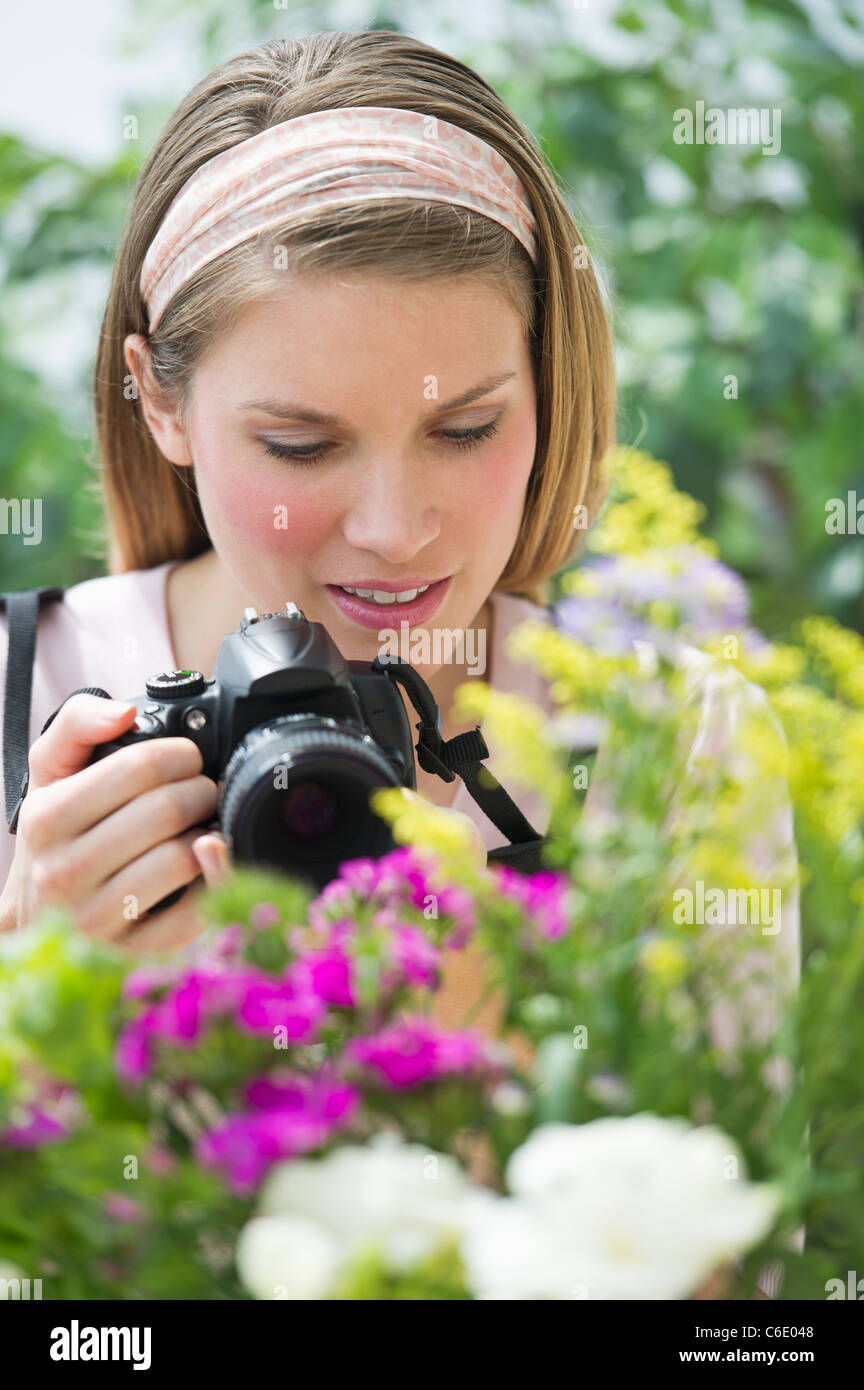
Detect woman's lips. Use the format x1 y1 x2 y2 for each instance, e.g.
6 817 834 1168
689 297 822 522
324 576 453 629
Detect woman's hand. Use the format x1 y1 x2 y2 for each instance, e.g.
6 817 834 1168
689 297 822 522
0 693 227 953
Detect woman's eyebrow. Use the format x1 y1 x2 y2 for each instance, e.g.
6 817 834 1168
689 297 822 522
237 370 518 425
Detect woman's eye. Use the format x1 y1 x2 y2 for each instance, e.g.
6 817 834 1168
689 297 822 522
262 439 330 465
260 417 501 466
437 419 501 451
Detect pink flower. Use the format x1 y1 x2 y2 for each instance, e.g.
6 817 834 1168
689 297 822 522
115 1005 161 1084
103 1192 146 1223
493 867 572 941
1 1079 79 1149
197 1112 294 1193
212 925 244 960
387 924 441 988
237 979 324 1041
116 966 315 1084
373 846 433 904
122 963 180 1000
197 1071 359 1194
250 902 280 930
436 884 477 945
161 975 205 1042
1 1104 67 1148
307 883 354 931
144 1145 177 1175
345 1016 497 1089
336 857 384 897
243 1072 357 1126
291 943 356 1009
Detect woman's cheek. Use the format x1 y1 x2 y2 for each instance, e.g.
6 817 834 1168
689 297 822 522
202 457 334 555
468 428 534 536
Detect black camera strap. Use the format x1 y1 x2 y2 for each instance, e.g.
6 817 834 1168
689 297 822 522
1 586 67 832
371 654 549 858
2 588 584 876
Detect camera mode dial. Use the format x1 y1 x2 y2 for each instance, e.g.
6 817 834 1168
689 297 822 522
145 669 206 700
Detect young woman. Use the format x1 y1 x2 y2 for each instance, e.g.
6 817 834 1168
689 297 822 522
0 31 615 950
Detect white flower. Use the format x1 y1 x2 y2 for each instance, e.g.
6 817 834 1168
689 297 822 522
235 1214 340 1300
256 1133 494 1274
462 1115 781 1300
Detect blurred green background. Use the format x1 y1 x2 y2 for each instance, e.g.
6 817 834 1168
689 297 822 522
0 0 862 640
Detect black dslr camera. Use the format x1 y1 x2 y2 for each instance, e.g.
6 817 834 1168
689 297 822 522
89 600 541 897
91 601 423 893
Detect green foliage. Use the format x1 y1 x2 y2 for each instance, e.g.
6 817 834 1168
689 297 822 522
333 1238 471 1300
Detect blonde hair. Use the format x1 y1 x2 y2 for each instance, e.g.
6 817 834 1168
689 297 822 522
93 30 616 607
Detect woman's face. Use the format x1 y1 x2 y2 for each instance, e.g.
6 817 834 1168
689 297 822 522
148 273 537 674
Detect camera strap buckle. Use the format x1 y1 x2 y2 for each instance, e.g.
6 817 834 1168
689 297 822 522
415 723 489 783
416 720 541 847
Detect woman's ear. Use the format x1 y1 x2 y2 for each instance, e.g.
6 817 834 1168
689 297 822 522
123 333 193 467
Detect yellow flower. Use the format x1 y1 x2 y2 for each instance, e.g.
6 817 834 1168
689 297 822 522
640 938 688 986
707 636 807 690
369 787 485 884
449 680 561 790
798 615 864 709
503 621 638 706
590 447 717 557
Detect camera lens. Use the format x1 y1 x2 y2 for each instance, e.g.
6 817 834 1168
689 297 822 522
220 717 402 890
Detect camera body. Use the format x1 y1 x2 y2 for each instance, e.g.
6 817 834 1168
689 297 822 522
92 602 418 890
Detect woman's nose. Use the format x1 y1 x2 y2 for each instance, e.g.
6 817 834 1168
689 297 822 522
340 457 441 561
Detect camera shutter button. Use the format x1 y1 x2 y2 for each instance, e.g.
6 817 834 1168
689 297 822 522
134 712 161 734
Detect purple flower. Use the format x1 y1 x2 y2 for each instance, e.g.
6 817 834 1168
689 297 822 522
435 884 477 945
116 965 325 1084
197 1071 359 1194
493 867 572 941
197 1112 295 1193
387 924 441 988
144 1144 176 1175
305 847 476 955
345 1016 497 1089
115 1005 161 1084
103 1192 146 1223
161 975 205 1043
307 883 354 931
250 902 280 930
291 943 356 1009
237 978 324 1041
372 846 435 905
1 1104 68 1148
122 963 180 1000
212 925 244 960
243 1071 357 1126
554 547 767 656
335 857 385 897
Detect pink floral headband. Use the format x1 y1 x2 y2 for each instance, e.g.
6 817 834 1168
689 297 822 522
139 105 540 333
